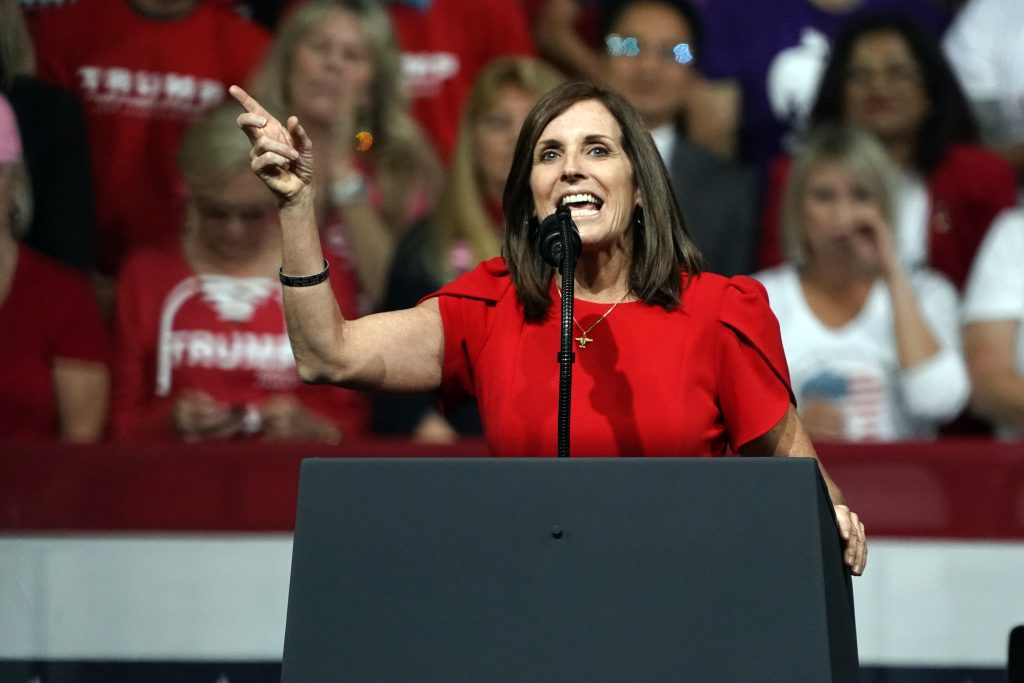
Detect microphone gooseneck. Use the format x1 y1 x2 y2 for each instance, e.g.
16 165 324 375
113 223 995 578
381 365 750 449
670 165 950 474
538 205 581 458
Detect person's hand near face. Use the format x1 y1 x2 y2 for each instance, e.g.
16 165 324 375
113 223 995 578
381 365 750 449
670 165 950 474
846 204 901 281
801 160 898 278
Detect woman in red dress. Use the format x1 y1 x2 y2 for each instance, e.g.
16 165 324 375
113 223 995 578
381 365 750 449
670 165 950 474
231 80 867 575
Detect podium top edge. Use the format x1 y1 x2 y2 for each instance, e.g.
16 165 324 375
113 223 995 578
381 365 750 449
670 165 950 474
298 457 820 468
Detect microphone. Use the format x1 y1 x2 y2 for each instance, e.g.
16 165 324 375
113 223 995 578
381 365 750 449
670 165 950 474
539 205 581 273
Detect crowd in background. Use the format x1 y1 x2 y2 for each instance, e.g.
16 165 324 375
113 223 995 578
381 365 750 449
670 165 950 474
2 0 1022 447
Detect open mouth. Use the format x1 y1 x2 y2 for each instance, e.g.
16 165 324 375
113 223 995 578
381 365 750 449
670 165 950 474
559 192 604 218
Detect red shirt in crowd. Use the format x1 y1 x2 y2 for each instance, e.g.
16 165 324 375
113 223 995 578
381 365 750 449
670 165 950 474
29 0 272 274
110 246 369 441
387 0 535 161
0 247 109 441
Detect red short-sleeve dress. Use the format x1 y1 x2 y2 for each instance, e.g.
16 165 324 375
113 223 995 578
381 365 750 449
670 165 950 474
429 258 795 457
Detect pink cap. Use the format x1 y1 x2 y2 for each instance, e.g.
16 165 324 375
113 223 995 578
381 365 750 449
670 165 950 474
0 93 22 164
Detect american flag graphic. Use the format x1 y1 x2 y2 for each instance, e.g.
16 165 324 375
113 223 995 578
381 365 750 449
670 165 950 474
800 369 887 440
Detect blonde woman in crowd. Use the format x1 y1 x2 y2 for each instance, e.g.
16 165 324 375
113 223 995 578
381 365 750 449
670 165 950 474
253 0 440 309
754 123 968 442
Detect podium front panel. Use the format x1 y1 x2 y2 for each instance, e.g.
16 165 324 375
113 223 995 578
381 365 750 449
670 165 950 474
282 458 857 682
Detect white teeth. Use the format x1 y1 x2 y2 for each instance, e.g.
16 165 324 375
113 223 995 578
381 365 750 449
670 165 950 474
569 208 599 218
560 193 600 207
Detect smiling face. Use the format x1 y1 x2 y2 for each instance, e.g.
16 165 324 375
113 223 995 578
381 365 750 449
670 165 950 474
287 8 375 126
530 99 639 253
842 29 930 145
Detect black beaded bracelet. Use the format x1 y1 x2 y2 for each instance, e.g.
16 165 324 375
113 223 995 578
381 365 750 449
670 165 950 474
279 259 330 287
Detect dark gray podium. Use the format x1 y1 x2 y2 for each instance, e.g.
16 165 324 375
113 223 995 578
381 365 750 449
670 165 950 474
281 458 858 682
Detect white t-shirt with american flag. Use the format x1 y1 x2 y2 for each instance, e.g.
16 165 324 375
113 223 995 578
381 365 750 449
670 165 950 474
754 264 968 441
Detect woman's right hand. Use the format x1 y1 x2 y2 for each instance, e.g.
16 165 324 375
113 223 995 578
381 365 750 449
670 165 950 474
229 84 314 206
846 204 900 279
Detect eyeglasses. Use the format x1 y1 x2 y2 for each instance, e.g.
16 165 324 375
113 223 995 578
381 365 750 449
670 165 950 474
844 62 922 86
605 35 693 65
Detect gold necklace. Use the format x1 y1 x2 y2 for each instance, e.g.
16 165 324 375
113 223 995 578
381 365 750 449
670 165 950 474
559 287 629 349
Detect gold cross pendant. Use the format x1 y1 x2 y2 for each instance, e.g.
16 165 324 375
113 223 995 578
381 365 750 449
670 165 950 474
575 334 594 349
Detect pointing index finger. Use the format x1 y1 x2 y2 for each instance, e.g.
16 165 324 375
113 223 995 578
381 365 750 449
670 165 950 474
228 84 269 119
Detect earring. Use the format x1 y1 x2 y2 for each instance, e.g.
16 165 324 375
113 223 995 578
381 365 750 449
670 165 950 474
633 206 644 229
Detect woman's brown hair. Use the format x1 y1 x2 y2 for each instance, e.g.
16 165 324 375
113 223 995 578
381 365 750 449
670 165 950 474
501 81 704 321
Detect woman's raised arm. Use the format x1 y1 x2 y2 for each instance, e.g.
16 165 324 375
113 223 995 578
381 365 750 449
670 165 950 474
230 85 444 393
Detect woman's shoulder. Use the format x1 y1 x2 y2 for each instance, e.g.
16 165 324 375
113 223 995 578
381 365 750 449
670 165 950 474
932 143 1018 191
429 257 513 304
981 207 1024 249
687 270 777 299
12 247 97 313
943 142 1015 169
907 265 959 302
749 263 796 290
11 247 105 333
116 247 195 303
16 245 89 285
683 270 782 324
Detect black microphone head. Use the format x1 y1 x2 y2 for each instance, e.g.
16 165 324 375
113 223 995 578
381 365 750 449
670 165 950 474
539 206 582 272
539 211 564 269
